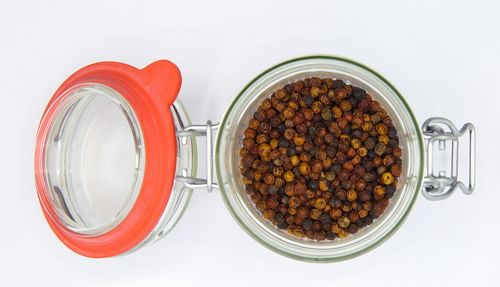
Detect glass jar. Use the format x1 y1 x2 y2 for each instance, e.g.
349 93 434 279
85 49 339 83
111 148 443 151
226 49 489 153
35 56 475 261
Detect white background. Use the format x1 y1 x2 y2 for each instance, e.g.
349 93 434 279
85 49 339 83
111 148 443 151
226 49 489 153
1 0 499 286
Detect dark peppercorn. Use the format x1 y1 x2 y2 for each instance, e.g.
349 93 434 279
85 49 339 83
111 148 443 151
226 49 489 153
240 77 402 241
352 87 366 101
347 224 359 234
320 213 333 226
302 218 313 231
268 186 279 195
326 231 337 240
386 184 397 198
332 79 345 89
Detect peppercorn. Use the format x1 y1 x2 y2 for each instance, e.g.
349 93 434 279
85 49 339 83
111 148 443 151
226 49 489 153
350 138 361 149
319 213 332 226
370 203 385 219
383 155 395 167
361 122 372 132
352 155 362 166
291 226 305 237
346 147 356 158
310 86 320 97
257 143 271 157
343 161 354 171
341 203 352 212
293 134 305 146
298 162 310 176
392 146 402 157
288 101 299 111
347 189 358 202
356 147 367 157
358 209 368 219
374 185 386 200
376 123 388 135
240 77 402 240
391 163 402 177
324 171 335 182
362 201 373 212
263 173 275 185
309 172 320 180
374 143 387 155
288 196 301 209
331 106 342 119
310 208 322 220
283 108 294 120
340 100 352 112
268 137 278 148
377 134 389 145
354 179 366 191
330 224 342 235
255 134 268 145
297 152 309 162
263 209 275 220
283 171 295 182
311 161 323 173
302 218 313 231
294 183 307 195
386 185 397 198
283 128 295 140
319 108 331 121
287 155 298 167
381 172 394 185
354 165 366 176
323 158 333 169
347 224 359 234
294 112 305 125
377 166 387 175
349 210 360 223
311 101 323 113
314 198 327 209
338 216 351 228
318 180 329 192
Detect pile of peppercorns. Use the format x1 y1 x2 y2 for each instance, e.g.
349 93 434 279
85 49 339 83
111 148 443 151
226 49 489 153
239 77 402 240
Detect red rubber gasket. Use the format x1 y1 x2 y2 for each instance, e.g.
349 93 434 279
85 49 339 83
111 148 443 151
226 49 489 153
34 60 181 258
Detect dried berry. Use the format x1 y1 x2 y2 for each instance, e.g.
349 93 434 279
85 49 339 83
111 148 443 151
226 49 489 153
288 197 301 209
347 189 358 202
381 172 394 185
293 135 305 146
240 77 402 241
338 216 351 228
314 198 327 209
283 171 295 182
310 209 322 220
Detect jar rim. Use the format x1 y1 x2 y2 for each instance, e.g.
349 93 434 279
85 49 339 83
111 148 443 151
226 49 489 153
215 55 424 262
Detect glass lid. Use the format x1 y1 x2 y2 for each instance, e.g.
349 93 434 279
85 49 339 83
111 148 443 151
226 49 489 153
35 60 182 257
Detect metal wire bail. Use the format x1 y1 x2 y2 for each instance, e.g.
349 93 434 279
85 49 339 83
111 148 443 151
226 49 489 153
421 117 476 200
175 121 219 192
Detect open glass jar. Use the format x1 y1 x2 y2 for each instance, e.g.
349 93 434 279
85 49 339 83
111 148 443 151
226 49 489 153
35 56 475 261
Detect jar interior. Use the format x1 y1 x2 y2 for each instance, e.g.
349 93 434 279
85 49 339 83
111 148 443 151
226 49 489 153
216 57 423 261
43 84 145 236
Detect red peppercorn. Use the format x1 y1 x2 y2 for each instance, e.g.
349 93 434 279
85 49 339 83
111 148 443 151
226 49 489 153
240 77 402 240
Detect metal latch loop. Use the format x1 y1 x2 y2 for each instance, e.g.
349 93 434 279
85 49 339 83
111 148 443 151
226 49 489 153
421 117 475 200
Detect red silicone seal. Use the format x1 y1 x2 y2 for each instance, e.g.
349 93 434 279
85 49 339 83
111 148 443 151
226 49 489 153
34 60 181 257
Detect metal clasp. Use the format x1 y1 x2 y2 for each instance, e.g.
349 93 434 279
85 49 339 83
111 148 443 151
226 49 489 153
421 117 476 200
175 121 219 192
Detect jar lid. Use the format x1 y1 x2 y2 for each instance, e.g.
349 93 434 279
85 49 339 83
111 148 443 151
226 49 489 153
34 60 181 257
